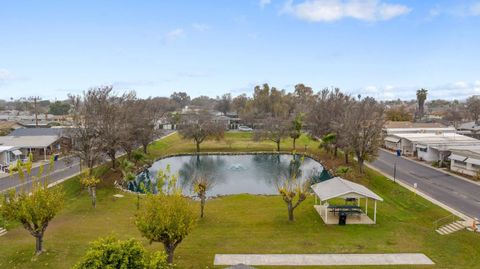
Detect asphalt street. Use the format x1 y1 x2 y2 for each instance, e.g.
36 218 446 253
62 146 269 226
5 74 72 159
0 157 81 194
371 149 480 219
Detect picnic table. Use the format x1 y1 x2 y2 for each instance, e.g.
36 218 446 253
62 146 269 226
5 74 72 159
327 205 363 216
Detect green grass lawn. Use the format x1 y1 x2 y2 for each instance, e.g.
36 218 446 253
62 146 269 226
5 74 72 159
0 132 479 269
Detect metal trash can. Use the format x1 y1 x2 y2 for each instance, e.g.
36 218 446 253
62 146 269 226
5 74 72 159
339 212 347 225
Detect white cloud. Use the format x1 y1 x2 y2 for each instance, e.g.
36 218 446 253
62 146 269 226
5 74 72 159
358 81 480 101
164 28 185 43
430 2 480 18
0 69 15 86
192 23 210 32
471 2 480 16
260 0 272 8
282 0 411 22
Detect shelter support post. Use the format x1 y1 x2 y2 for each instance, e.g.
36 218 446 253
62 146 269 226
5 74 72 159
325 204 328 223
365 198 368 215
44 147 47 161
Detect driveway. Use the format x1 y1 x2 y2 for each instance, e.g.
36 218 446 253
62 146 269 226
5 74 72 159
370 149 480 219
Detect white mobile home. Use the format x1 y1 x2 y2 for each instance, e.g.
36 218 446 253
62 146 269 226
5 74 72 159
385 132 480 162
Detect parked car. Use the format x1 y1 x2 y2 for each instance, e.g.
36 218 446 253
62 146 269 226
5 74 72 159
238 125 253 132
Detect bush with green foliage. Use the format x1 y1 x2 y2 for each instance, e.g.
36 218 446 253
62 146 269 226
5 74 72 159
74 236 170 269
136 193 196 264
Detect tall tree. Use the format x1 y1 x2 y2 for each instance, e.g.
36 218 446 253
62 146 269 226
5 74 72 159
170 91 191 109
97 88 136 169
416 88 428 121
232 94 248 115
69 93 103 172
215 93 232 115
178 112 224 152
293 83 314 114
308 88 351 157
466 96 480 124
342 97 385 173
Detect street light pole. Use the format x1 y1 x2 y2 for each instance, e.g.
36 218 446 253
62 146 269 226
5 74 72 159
393 160 396 183
394 149 401 183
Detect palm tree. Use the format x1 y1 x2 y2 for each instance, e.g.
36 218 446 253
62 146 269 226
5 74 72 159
320 133 336 155
290 113 304 150
416 88 428 120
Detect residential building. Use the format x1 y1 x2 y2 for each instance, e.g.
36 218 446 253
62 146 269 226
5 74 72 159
448 149 480 177
0 128 71 161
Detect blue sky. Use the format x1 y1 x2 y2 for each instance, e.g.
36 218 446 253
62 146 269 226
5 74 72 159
1 0 479 101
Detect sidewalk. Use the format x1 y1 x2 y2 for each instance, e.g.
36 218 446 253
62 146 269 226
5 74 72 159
365 162 473 224
214 254 434 266
381 148 480 187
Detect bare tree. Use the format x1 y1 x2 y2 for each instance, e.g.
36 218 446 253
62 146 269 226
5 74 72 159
254 117 289 151
68 93 103 171
341 97 385 173
178 112 224 152
96 88 133 169
308 88 351 157
467 96 480 124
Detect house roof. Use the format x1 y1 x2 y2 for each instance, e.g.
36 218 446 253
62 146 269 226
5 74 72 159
384 121 447 129
0 145 18 153
0 135 60 148
311 177 383 202
8 128 66 137
392 133 480 146
449 149 480 165
457 121 480 131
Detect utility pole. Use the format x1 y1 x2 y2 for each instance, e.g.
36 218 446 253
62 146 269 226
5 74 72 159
29 96 41 128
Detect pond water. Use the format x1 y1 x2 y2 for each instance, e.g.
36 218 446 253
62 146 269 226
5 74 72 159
133 154 326 196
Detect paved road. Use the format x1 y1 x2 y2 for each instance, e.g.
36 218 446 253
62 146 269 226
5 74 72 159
371 149 480 219
0 131 175 194
0 157 81 193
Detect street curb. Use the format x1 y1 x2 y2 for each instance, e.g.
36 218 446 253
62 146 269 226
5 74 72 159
380 148 480 187
365 162 473 223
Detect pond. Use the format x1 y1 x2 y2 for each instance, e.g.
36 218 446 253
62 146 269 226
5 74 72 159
130 154 328 196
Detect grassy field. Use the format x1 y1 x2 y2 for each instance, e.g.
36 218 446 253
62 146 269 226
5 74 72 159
0 132 479 269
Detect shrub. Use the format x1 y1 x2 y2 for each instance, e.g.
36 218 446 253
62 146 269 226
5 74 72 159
74 236 170 269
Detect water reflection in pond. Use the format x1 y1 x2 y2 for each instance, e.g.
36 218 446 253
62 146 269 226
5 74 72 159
147 154 325 196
